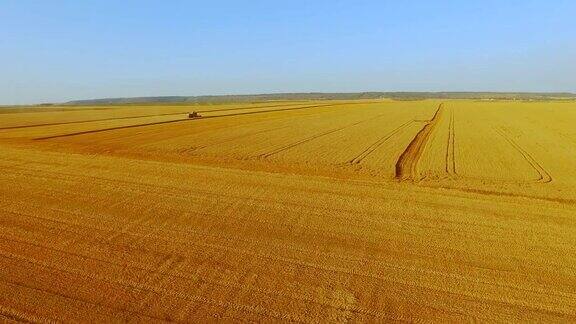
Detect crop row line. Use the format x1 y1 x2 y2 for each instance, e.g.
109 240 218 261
494 127 552 183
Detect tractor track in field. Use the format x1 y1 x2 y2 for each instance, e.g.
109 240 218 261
257 112 391 159
348 120 414 165
445 107 457 177
34 118 191 140
197 102 372 120
181 125 292 153
0 103 310 131
159 108 344 153
177 105 381 154
494 127 552 183
0 112 189 130
395 104 445 181
32 102 363 140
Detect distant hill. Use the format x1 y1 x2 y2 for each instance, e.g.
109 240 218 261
64 92 576 105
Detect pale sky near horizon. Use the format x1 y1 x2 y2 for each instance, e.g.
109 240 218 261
1 0 575 105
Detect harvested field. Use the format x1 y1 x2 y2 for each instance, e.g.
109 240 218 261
1 99 576 322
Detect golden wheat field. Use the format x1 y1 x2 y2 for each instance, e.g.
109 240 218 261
1 99 576 322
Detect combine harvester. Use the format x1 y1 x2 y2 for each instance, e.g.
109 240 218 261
188 111 202 119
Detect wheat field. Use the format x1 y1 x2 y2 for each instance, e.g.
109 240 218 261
1 99 575 322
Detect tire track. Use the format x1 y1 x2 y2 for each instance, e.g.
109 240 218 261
445 107 457 177
494 127 552 183
35 118 191 140
157 103 367 150
0 102 308 130
181 125 292 153
4 103 333 132
348 120 414 165
0 304 56 323
161 108 342 153
432 186 575 205
194 102 313 114
0 237 389 322
198 102 370 120
33 102 361 141
0 111 190 130
395 104 445 181
258 112 389 159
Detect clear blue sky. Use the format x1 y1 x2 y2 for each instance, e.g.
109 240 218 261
1 0 575 104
